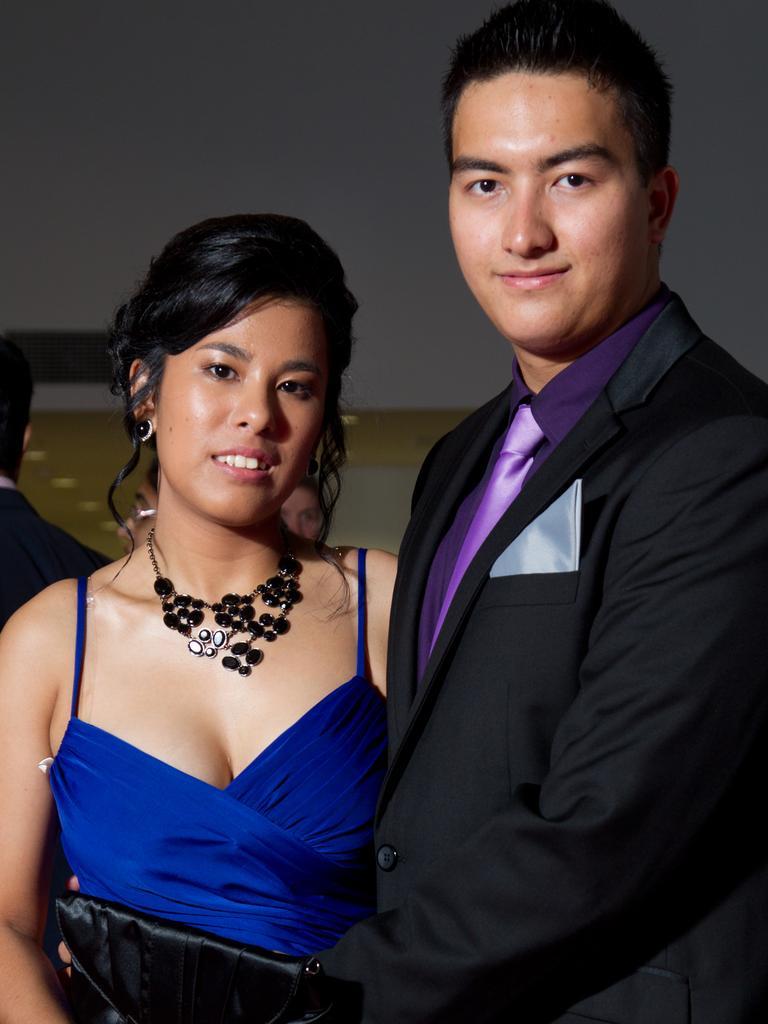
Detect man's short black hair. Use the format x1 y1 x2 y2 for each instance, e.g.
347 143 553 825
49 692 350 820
0 337 33 478
442 0 672 181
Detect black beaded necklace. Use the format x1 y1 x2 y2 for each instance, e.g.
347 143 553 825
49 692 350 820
145 528 301 677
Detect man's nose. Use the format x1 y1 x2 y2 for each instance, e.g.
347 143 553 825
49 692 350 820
501 190 555 260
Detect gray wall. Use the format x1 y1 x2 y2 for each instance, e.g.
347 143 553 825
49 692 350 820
2 1 765 409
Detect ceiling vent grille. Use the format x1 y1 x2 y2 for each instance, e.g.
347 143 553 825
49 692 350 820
7 331 111 384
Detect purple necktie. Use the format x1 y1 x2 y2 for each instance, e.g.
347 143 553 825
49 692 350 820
429 403 545 653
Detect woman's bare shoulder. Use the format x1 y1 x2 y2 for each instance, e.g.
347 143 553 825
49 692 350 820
322 546 397 602
361 549 397 625
0 577 82 710
1 576 80 639
330 546 397 695
3 552 128 631
331 545 397 581
361 547 397 586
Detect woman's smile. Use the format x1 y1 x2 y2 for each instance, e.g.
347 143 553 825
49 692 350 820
213 449 273 480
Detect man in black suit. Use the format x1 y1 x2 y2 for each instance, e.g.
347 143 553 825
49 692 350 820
0 336 106 960
322 2 768 1020
0 337 106 626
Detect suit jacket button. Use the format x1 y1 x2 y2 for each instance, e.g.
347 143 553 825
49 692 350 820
376 844 398 871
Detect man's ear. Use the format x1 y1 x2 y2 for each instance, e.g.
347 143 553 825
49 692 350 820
129 358 156 424
648 165 680 245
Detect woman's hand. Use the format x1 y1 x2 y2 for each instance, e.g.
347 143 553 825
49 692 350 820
56 875 79 974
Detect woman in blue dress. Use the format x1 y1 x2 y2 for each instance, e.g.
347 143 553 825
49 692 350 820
0 214 396 1021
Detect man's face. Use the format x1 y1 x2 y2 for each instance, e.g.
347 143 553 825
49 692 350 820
448 72 677 380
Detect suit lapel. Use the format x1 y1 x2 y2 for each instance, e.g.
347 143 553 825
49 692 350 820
379 295 703 814
386 389 511 740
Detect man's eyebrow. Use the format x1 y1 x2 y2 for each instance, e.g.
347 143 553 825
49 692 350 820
537 144 616 172
451 156 509 176
452 145 617 178
199 342 251 360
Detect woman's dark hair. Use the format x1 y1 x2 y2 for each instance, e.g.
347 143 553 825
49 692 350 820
108 214 357 547
442 0 672 182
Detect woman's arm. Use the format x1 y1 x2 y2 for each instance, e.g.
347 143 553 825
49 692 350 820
0 584 75 1022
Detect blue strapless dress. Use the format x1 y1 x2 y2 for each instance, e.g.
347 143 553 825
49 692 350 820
49 549 386 955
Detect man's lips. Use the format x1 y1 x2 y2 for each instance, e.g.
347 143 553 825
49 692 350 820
498 268 569 290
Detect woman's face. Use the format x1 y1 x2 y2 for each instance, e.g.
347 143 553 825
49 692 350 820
139 300 329 531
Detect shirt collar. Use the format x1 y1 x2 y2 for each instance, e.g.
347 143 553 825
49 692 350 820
0 474 17 491
510 284 671 444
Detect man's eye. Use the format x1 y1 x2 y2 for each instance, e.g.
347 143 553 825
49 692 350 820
470 179 498 195
558 173 588 188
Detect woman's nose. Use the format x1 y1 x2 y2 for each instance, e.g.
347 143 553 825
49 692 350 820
231 385 277 434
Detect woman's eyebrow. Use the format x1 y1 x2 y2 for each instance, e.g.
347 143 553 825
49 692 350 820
278 359 324 376
197 346 323 376
198 342 250 360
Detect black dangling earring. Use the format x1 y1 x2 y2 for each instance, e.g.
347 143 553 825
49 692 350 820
307 455 319 476
135 419 154 444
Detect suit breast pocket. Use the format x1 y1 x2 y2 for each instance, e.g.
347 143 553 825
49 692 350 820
478 570 580 607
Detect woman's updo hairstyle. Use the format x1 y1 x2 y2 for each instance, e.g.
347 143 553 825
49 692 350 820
108 213 357 547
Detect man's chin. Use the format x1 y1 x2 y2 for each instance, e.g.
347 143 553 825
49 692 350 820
499 326 587 361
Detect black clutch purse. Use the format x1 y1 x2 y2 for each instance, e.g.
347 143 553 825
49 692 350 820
56 892 336 1024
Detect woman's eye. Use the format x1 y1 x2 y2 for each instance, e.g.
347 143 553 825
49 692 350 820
207 363 235 380
278 379 311 398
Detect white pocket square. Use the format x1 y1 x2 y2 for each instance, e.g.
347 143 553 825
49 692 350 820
490 479 582 577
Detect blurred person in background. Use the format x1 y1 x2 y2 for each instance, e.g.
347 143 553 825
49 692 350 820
116 456 159 553
0 336 107 627
281 474 322 540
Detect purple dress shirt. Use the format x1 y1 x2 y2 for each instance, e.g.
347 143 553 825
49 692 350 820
416 286 671 679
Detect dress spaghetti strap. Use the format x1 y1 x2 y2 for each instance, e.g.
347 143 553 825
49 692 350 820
356 548 367 679
71 576 88 718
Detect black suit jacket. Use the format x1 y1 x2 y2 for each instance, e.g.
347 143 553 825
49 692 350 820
0 487 108 962
0 488 107 629
323 297 768 1023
